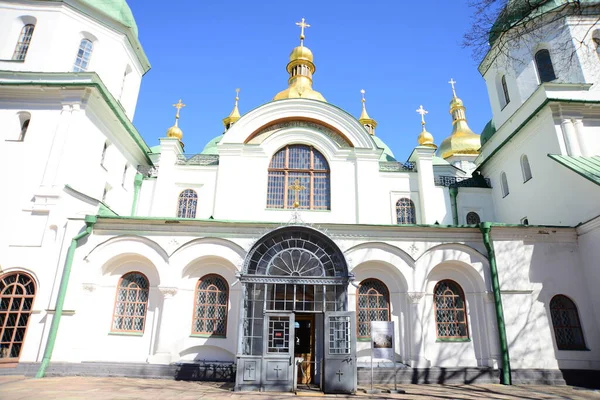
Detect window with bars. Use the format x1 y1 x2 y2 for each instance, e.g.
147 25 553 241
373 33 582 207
73 38 93 72
12 24 35 61
500 172 509 198
501 75 510 108
466 211 481 225
266 145 330 210
434 280 469 339
111 272 149 333
549 295 586 350
357 279 390 339
521 154 532 182
177 189 198 218
535 49 556 83
192 275 228 336
0 272 35 361
396 198 416 224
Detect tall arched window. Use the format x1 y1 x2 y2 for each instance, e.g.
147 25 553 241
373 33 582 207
466 211 481 225
100 141 109 167
593 31 600 59
550 295 586 350
357 279 390 339
0 272 36 361
177 189 198 218
535 49 556 83
266 145 330 210
396 198 416 224
501 75 510 107
500 172 509 198
16 112 31 141
192 274 228 336
434 280 469 339
111 272 149 333
521 154 532 182
12 24 35 61
73 38 93 72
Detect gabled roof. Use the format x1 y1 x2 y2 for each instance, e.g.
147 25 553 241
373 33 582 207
548 154 600 186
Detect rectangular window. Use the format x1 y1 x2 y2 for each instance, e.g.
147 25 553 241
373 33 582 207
267 316 290 353
329 316 350 355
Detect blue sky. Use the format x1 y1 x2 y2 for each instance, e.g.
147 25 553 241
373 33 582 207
128 0 492 161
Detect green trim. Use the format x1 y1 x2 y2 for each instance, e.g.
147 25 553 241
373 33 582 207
436 338 471 343
190 334 227 339
108 331 144 337
547 154 600 186
0 71 153 164
131 173 143 216
479 222 512 385
36 216 97 378
449 187 459 226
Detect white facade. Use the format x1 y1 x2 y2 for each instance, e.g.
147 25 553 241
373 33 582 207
0 0 599 388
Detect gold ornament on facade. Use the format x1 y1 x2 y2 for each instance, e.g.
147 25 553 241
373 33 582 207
438 79 481 159
358 89 377 135
166 99 185 143
223 88 241 129
416 105 436 148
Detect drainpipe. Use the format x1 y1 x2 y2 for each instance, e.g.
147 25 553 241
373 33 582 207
479 222 512 385
449 186 459 225
36 215 97 378
131 173 143 216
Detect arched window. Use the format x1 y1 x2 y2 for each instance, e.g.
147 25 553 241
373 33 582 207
357 279 390 339
466 211 481 225
535 49 556 83
12 24 35 61
593 31 600 59
521 154 532 182
500 172 509 198
434 280 469 339
550 295 586 350
177 189 198 218
396 198 416 224
0 272 36 361
15 112 31 141
73 39 93 72
192 274 228 336
501 75 510 108
100 141 109 167
266 145 330 210
111 272 149 333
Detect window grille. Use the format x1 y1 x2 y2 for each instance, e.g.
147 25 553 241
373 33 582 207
73 39 93 72
329 315 351 354
535 49 556 83
521 155 532 182
266 145 330 210
111 272 149 333
0 272 35 361
500 172 509 198
357 279 390 339
501 75 510 107
396 198 416 224
12 24 35 61
550 295 586 350
177 189 198 218
434 280 469 339
192 275 228 336
267 316 290 353
466 212 481 225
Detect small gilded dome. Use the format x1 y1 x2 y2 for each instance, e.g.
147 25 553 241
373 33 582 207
450 96 464 108
290 45 314 63
166 125 182 140
418 126 436 148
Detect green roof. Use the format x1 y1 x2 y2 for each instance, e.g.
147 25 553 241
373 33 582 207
372 135 396 161
433 156 451 166
201 135 223 155
480 119 496 146
548 154 600 186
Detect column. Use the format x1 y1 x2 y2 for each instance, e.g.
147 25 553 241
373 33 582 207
406 292 429 368
413 146 437 224
572 119 589 157
149 286 178 364
560 118 581 156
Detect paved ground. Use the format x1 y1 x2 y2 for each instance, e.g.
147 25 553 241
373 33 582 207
0 376 599 399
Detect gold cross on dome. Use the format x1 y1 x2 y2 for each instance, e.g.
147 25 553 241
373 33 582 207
289 178 306 208
360 89 366 104
448 78 457 97
416 105 428 125
172 99 186 119
296 18 310 44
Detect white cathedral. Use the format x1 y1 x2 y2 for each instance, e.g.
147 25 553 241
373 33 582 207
0 0 599 393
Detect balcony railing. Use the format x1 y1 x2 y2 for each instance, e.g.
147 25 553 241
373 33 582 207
176 154 220 166
379 161 416 172
434 175 491 188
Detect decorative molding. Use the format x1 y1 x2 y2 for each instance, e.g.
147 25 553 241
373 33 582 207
81 283 97 292
176 154 219 166
407 292 425 304
158 286 179 298
247 120 351 148
408 244 419 257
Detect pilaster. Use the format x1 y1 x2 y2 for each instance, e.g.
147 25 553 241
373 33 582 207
148 286 179 364
410 146 436 224
151 138 183 217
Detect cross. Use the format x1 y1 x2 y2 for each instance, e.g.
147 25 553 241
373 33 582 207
448 78 457 97
336 369 344 382
360 89 366 104
245 364 255 373
288 178 306 209
416 105 428 125
296 18 310 45
234 88 240 106
172 99 186 119
273 365 282 378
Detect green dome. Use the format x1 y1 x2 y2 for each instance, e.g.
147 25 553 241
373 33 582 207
480 119 496 146
372 136 396 162
201 135 223 155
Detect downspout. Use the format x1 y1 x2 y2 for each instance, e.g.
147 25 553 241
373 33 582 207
131 172 143 216
449 186 459 225
36 215 97 378
479 222 512 385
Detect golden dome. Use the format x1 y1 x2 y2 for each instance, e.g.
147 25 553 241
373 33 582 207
274 82 326 101
166 124 183 140
438 81 480 159
418 126 436 148
223 88 241 129
290 45 313 63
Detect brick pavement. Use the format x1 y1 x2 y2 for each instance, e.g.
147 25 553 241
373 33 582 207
0 376 599 399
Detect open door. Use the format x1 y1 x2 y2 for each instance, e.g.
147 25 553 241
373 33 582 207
323 311 356 394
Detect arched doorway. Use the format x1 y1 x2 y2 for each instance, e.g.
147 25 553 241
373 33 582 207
0 272 36 362
235 226 356 393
